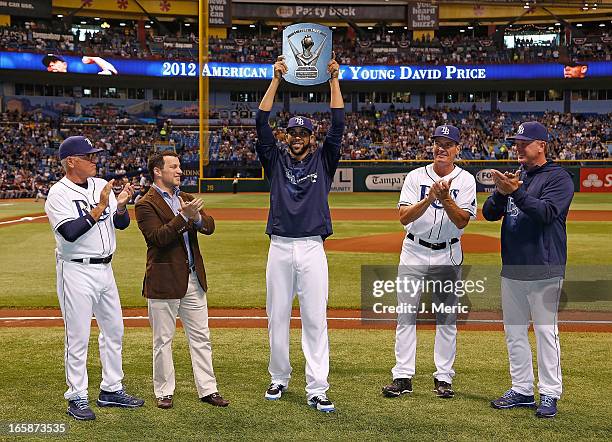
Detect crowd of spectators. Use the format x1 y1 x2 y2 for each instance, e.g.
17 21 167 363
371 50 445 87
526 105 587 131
1 21 610 65
1 108 609 199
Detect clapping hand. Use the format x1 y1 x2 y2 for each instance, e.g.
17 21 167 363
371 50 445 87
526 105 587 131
491 169 523 195
116 182 134 209
430 177 455 202
179 196 204 221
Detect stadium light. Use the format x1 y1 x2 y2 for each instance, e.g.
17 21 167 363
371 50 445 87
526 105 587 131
94 17 100 21
272 27 278 30
145 25 151 29
57 14 63 18
600 23 605 27
555 22 561 26
185 23 191 27
367 26 373 30
249 24 255 28
80 21 87 24
119 23 126 27
577 23 583 27
460 29 465 33
467 26 474 30
403 26 408 30
231 26 237 30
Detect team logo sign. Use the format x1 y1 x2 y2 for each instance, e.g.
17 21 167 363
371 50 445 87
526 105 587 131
282 23 332 86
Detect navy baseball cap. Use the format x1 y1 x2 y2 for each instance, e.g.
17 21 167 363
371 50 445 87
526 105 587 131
287 116 313 133
433 124 460 144
42 54 65 67
59 136 103 160
507 121 548 142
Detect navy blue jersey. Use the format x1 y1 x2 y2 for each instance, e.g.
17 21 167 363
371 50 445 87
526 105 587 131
255 109 345 239
482 161 575 280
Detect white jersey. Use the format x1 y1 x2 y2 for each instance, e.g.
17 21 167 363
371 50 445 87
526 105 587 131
398 164 476 241
45 176 118 260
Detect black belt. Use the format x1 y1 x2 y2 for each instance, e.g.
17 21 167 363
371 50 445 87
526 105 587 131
407 233 458 250
71 255 113 264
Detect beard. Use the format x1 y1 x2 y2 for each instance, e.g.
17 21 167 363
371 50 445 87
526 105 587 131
288 141 310 157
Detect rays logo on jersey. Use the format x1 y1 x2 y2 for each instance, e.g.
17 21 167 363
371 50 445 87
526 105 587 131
506 197 520 217
74 200 110 220
419 185 459 209
284 167 318 185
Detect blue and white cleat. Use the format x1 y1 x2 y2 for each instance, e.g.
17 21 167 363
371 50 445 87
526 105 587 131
536 395 558 418
490 389 536 409
265 383 286 400
96 389 145 408
67 397 96 421
307 394 335 413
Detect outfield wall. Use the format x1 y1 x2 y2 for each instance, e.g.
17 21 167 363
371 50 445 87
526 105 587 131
198 164 612 193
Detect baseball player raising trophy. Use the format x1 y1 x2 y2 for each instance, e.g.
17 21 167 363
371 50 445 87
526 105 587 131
255 50 344 412
44 136 144 420
382 125 477 399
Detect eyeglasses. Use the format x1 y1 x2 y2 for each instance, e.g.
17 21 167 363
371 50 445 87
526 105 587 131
72 153 98 163
288 128 310 138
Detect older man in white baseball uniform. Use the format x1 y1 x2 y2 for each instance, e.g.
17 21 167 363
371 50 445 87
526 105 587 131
44 136 144 420
382 125 476 399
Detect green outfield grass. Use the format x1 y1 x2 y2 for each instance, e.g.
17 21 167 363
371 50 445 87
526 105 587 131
0 327 610 441
1 218 610 310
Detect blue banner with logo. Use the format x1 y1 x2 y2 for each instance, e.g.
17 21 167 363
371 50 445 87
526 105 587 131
1 51 611 81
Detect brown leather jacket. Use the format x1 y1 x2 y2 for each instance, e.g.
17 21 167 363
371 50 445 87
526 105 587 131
135 188 215 299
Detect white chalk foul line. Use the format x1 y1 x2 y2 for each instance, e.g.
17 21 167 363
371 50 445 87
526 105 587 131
0 215 47 225
0 315 611 325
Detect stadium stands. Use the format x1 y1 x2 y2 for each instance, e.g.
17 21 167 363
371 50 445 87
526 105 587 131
1 108 609 198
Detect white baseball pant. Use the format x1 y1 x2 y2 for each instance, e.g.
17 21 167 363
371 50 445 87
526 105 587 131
501 276 563 398
266 235 330 400
56 259 124 400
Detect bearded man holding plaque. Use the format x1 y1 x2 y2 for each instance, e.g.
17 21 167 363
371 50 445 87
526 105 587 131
255 23 345 413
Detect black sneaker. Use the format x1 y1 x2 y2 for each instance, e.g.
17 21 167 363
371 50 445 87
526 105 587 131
96 389 145 408
307 394 335 413
67 397 96 421
433 379 455 398
382 378 413 397
264 383 286 400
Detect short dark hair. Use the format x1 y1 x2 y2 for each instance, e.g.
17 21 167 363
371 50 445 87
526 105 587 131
148 150 179 179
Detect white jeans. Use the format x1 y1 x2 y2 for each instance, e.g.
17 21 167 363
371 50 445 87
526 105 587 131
501 276 563 398
148 272 218 398
56 260 124 400
266 235 330 399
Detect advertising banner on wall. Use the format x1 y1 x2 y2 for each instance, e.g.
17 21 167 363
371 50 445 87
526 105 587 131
0 0 51 18
331 168 354 192
580 168 612 192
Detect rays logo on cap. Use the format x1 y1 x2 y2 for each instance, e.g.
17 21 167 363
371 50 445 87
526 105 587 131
441 126 450 135
295 117 304 125
517 124 525 134
85 138 93 147
282 23 333 86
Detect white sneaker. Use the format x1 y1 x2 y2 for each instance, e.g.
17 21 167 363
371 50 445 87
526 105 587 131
265 383 286 400
307 394 335 413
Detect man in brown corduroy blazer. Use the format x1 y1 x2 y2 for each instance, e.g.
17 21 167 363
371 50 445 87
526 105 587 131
135 150 229 410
